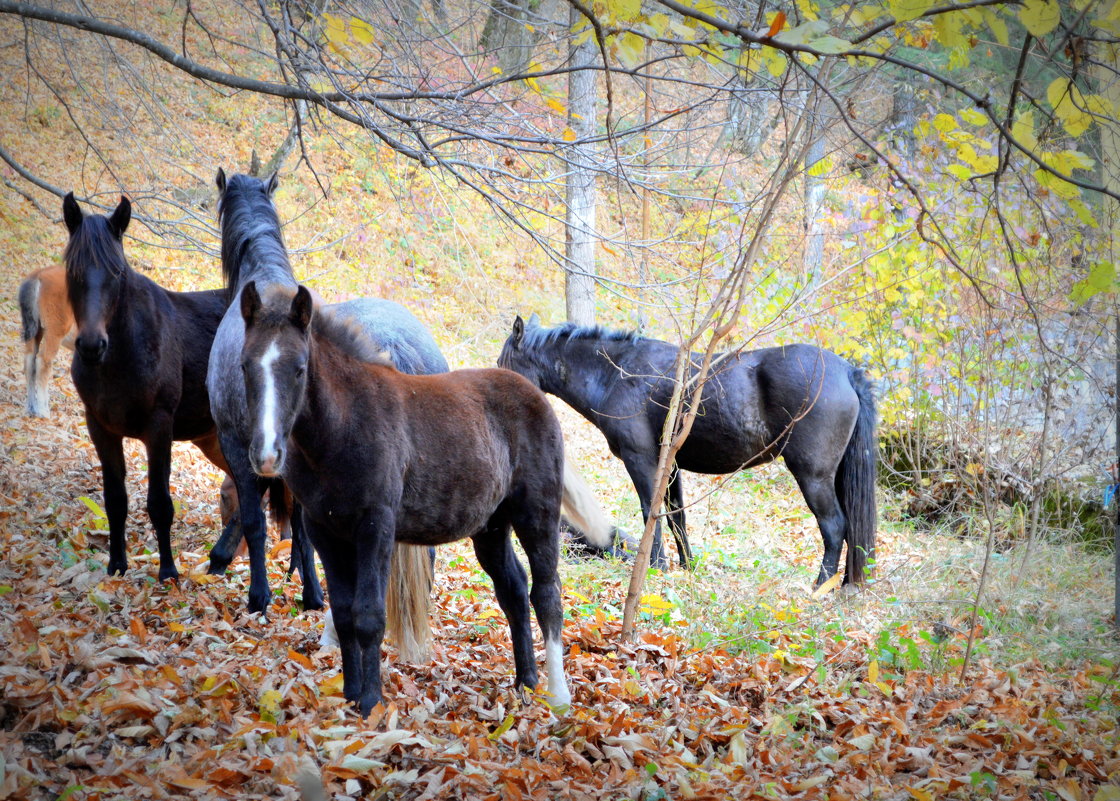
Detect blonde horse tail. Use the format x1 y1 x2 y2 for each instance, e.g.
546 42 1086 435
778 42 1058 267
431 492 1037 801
561 457 614 550
385 543 434 662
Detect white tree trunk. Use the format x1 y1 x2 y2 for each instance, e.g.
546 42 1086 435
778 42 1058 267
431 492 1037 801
564 5 598 325
802 135 826 292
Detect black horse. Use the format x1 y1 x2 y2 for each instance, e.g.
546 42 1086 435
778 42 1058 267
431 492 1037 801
239 283 572 716
498 315 877 587
63 194 230 581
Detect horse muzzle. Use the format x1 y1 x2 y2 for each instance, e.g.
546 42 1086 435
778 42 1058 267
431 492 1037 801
75 334 108 365
251 448 284 478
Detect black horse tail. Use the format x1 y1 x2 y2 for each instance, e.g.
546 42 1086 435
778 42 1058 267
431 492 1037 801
19 274 41 344
838 367 877 584
266 478 292 538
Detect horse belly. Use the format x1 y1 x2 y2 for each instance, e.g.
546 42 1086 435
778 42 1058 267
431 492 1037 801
395 477 505 545
673 407 775 475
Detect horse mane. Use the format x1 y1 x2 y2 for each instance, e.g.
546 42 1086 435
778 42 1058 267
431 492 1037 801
217 174 291 293
63 213 129 281
257 286 394 368
521 321 642 354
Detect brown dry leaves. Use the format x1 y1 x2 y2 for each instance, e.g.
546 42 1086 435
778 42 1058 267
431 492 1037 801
0 210 1117 801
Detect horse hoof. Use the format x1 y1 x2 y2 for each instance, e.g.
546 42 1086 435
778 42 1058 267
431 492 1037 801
302 593 325 612
247 590 272 615
107 561 127 576
207 557 230 576
159 567 180 583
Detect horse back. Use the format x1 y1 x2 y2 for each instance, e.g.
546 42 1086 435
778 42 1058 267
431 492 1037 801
324 366 563 544
668 344 861 474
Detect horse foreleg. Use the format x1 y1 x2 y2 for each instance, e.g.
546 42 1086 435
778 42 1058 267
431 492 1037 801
354 510 395 717
211 431 271 613
143 417 180 582
473 517 536 694
87 419 129 576
666 465 693 569
290 503 324 611
313 531 361 705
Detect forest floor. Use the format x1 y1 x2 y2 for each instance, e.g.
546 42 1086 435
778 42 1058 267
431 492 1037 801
1 241 1119 801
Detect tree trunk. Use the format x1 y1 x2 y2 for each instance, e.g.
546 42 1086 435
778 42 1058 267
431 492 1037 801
479 0 538 75
564 6 598 326
802 134 826 293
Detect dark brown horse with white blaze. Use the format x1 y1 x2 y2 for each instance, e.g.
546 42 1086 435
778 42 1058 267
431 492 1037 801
499 315 878 588
239 282 571 716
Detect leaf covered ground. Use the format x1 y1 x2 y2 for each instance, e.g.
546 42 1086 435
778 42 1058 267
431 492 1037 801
1 260 1119 801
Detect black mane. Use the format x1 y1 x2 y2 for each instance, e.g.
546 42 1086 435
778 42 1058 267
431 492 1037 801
521 321 642 353
257 286 394 367
63 213 129 281
217 173 291 294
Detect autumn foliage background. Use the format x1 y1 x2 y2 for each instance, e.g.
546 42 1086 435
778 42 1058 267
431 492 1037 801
1 1 1120 799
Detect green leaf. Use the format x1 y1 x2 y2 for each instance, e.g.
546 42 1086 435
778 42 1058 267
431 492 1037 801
1019 0 1061 36
1070 261 1115 304
934 10 966 48
808 34 853 54
958 107 987 127
78 496 107 519
614 31 647 68
0 586 13 596
488 712 516 741
984 9 1009 45
607 0 642 23
890 0 932 23
258 689 284 724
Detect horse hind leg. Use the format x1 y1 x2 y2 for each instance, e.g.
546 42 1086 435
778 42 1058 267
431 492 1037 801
788 460 847 589
509 500 571 707
472 515 538 696
666 465 693 568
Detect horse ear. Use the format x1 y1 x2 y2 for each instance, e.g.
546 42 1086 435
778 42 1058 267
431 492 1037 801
527 312 541 328
240 281 261 326
265 172 279 196
108 196 131 239
215 168 227 193
62 192 83 234
291 285 314 331
512 315 524 346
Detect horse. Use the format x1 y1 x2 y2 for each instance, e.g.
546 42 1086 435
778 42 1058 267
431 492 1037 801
61 193 321 603
215 292 450 656
205 169 444 620
498 314 878 587
19 263 74 417
239 281 572 716
62 193 232 581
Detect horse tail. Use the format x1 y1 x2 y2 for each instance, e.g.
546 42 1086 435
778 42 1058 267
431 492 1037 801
837 367 878 584
19 274 42 345
267 479 292 539
560 457 615 551
385 544 434 663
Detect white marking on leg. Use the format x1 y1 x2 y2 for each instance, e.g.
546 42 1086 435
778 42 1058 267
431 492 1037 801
544 637 571 707
259 341 281 469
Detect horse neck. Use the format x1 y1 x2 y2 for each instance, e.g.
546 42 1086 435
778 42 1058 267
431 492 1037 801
537 336 615 415
221 211 296 294
291 335 369 461
231 251 296 295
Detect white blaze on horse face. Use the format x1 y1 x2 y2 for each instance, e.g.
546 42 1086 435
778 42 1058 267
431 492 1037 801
544 637 571 707
257 340 283 474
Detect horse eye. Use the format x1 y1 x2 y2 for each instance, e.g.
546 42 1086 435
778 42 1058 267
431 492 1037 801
295 364 306 378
